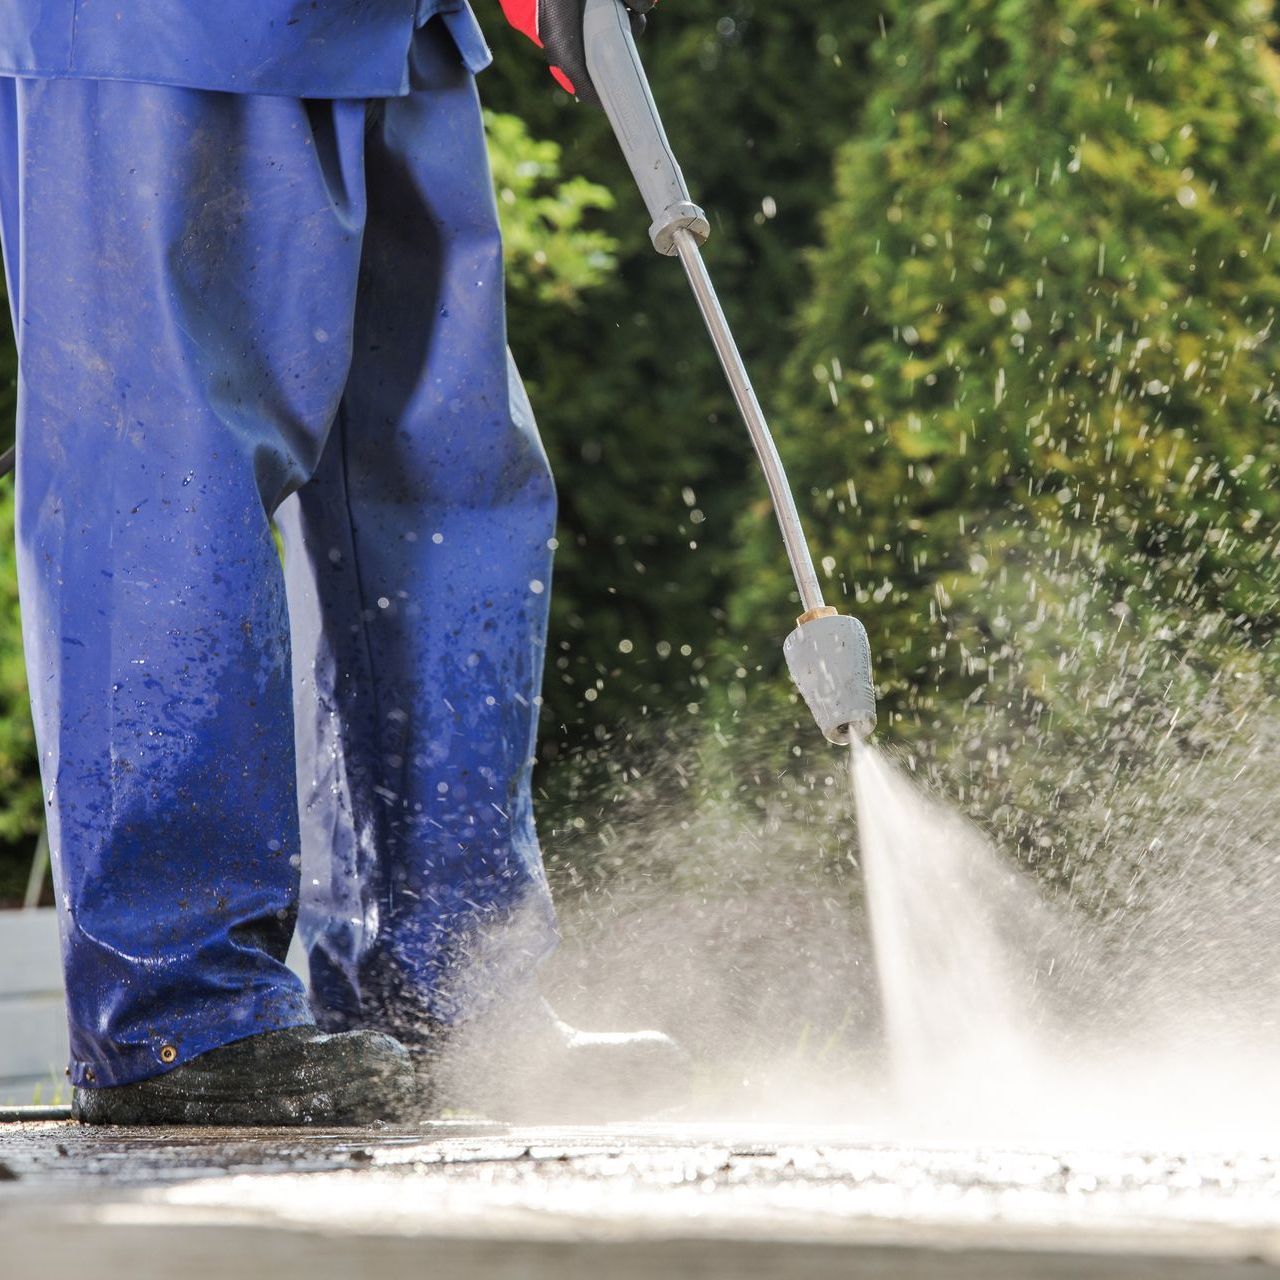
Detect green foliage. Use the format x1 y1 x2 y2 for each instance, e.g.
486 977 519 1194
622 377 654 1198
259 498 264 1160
485 109 617 306
0 274 33 902
0 483 37 841
729 0 1280 887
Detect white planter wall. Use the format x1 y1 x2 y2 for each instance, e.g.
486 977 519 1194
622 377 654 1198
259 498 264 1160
0 908 67 1104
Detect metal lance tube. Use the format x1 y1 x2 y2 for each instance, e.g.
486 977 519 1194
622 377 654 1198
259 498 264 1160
671 228 826 617
583 0 877 743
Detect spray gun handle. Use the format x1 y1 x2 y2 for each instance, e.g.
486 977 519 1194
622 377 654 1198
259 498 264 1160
583 0 710 256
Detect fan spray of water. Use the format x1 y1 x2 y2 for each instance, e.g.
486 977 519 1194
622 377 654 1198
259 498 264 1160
849 741 1049 1128
839 716 1280 1151
430 645 1280 1154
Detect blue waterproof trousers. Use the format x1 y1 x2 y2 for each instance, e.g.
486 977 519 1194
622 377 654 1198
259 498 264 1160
0 19 558 1088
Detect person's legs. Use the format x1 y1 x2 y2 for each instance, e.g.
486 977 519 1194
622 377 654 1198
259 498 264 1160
280 19 559 1041
0 73 372 1088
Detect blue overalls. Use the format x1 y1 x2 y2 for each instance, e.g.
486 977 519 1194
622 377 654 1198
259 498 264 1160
0 0 560 1088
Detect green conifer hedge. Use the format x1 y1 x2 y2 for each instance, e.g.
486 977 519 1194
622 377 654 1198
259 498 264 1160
729 0 1280 893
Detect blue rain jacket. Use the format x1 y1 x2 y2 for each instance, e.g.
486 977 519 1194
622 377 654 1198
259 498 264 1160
0 17 557 1089
0 0 492 97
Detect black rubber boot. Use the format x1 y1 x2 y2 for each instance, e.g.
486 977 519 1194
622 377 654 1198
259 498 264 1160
72 1025 414 1126
420 999 691 1123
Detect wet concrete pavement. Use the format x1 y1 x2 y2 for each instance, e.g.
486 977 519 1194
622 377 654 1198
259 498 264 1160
4 1119 1280 1278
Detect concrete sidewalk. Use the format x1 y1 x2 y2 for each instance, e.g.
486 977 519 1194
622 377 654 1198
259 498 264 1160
4 1120 1279 1279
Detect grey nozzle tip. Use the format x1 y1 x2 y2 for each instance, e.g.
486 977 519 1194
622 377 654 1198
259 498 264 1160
783 613 877 749
826 715 876 747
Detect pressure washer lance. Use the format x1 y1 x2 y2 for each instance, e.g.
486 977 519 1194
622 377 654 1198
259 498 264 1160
584 0 875 744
